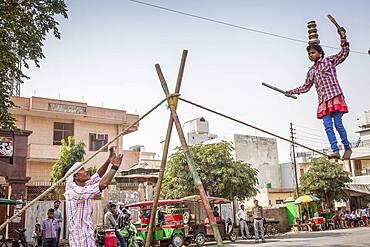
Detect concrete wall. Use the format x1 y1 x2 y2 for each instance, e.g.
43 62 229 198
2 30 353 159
268 191 295 205
27 161 54 182
234 134 281 189
25 200 103 242
122 150 140 170
351 175 370 184
245 189 294 208
263 207 289 233
280 162 298 188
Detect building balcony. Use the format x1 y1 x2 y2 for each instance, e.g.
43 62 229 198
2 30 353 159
351 174 370 185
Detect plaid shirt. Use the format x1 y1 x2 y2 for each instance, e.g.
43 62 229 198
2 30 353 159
287 36 349 103
42 218 59 239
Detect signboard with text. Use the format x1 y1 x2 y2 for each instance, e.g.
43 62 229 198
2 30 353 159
0 137 13 157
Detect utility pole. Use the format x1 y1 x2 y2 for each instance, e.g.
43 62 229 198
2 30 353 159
290 123 299 197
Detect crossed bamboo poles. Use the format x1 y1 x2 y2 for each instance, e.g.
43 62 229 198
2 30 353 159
145 50 224 247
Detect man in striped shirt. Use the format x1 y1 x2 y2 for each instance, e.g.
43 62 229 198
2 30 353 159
64 148 123 247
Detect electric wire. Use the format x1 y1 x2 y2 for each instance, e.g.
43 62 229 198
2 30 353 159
129 0 369 56
294 124 360 141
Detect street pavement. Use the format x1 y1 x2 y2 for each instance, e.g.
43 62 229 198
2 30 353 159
201 227 370 246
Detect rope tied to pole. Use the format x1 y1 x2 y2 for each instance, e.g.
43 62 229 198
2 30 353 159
166 93 181 108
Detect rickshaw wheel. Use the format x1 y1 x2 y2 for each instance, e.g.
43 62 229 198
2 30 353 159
266 224 276 237
195 232 206 246
134 240 145 247
171 234 184 247
229 232 237 242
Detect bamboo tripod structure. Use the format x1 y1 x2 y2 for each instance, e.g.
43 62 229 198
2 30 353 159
146 50 224 247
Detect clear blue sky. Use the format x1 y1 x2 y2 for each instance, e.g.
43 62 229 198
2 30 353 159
24 0 370 162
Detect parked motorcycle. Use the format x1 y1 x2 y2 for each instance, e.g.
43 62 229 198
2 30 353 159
0 228 28 247
95 219 144 247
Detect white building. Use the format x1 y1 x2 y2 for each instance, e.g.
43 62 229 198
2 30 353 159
279 162 299 189
183 117 218 145
233 134 281 189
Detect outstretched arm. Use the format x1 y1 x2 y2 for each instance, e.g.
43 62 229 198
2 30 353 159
286 71 314 96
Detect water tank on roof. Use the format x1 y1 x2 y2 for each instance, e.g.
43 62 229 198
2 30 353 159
185 117 209 134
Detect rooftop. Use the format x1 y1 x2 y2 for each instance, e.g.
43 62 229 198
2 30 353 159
10 96 139 126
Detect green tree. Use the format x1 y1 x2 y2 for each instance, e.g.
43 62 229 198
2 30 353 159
87 166 98 177
50 136 85 184
0 0 68 129
161 141 259 201
299 157 352 208
0 82 16 129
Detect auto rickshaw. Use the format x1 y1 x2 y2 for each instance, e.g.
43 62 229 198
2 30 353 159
125 199 191 247
181 195 237 246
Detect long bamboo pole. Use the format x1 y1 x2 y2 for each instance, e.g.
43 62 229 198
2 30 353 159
145 50 188 247
156 64 224 247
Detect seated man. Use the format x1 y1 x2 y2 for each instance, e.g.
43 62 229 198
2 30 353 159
105 203 126 247
213 206 221 223
157 207 166 226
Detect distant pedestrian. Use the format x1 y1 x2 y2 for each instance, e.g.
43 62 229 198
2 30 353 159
252 199 265 243
42 208 59 247
236 204 250 239
360 208 368 226
53 200 63 246
32 223 43 247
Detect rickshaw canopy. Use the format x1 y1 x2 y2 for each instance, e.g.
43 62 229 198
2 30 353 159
125 199 183 208
181 195 231 204
0 198 23 205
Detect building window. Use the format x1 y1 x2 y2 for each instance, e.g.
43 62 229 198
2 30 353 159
53 122 74 145
276 200 284 205
89 133 108 151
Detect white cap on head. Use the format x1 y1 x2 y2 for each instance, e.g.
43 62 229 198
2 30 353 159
65 162 83 186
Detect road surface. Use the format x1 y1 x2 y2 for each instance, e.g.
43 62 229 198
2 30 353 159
202 227 370 246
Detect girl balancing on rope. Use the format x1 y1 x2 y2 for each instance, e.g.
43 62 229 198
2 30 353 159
285 21 351 160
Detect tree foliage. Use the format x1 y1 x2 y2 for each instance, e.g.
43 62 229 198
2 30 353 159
0 81 16 129
50 136 85 184
161 141 259 201
87 166 98 177
299 157 352 207
0 0 68 129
